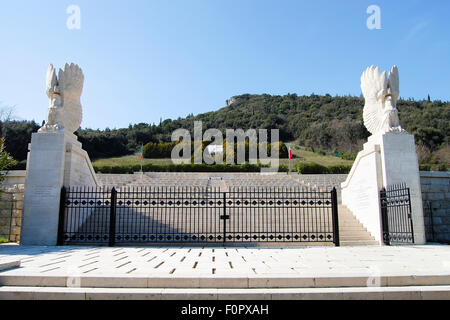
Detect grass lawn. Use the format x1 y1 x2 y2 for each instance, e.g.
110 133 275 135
286 146 354 167
92 146 354 169
93 155 173 166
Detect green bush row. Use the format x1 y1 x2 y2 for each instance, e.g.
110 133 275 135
94 163 290 174
296 162 449 174
143 140 290 160
419 164 448 172
295 162 353 174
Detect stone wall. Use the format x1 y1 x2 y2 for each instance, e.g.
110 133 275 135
0 171 26 243
0 185 24 242
421 172 450 243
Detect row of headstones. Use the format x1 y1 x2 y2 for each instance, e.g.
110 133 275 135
95 173 349 191
97 173 310 188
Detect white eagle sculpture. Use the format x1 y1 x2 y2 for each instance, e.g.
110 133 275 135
361 65 405 135
39 63 84 134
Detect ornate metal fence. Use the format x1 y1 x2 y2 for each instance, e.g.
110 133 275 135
380 183 414 245
423 200 435 243
58 186 340 246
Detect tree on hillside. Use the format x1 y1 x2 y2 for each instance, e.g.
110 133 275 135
0 138 18 184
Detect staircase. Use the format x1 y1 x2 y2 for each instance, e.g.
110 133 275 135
287 174 379 247
338 205 379 246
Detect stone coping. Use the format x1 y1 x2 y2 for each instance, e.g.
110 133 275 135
2 170 26 177
1 285 449 300
0 259 20 272
420 171 450 178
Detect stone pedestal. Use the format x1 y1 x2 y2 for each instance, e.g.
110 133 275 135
21 131 98 246
341 132 426 245
376 133 426 244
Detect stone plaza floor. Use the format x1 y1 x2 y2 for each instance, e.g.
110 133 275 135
1 244 450 299
1 244 449 279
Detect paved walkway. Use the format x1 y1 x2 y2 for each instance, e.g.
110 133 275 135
0 244 449 278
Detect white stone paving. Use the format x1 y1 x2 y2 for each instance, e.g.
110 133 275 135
0 244 449 279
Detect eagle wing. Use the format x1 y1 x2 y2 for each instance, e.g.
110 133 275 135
58 63 84 132
46 64 57 97
388 65 399 102
58 63 84 97
361 65 388 135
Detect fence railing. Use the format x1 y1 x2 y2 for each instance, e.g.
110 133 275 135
380 183 414 245
423 200 435 243
58 186 340 246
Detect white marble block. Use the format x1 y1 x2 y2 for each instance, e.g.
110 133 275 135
21 131 98 245
21 132 66 245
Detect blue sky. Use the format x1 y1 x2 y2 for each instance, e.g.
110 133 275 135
0 0 449 129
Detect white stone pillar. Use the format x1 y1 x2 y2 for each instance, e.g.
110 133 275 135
21 132 66 245
377 133 426 244
21 131 98 246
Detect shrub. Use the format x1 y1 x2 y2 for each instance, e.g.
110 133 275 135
10 160 26 170
327 165 352 174
295 162 328 174
419 164 432 171
419 164 448 172
0 138 18 183
0 237 9 244
339 152 357 161
295 162 352 174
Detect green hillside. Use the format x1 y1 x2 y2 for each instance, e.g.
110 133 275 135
2 94 449 170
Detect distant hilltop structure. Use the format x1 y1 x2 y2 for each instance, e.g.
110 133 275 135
226 97 237 107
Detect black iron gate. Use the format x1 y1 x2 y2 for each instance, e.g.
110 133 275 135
58 186 340 246
380 183 414 245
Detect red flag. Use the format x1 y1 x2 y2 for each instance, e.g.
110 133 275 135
289 147 293 160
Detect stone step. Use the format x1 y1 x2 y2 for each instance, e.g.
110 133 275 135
0 259 20 272
339 226 367 233
338 232 375 238
1 273 449 289
339 231 375 238
0 285 448 300
336 204 376 243
339 236 376 241
338 222 367 227
340 240 380 246
339 223 367 228
339 225 370 230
